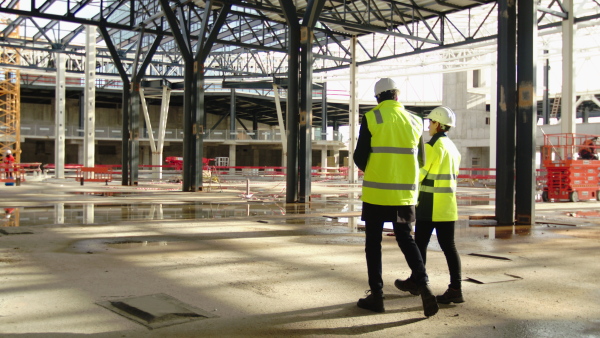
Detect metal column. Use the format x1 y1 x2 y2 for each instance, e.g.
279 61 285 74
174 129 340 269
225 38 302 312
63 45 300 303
121 84 130 185
495 0 517 225
192 62 205 191
230 89 236 139
542 50 550 125
280 2 300 202
299 26 313 202
54 52 66 179
129 81 141 185
321 82 327 140
515 0 537 225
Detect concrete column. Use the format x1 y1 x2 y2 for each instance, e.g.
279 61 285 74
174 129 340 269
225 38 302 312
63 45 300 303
348 36 359 184
229 144 236 175
333 149 340 168
320 148 327 177
55 203 64 224
83 25 96 167
153 85 171 180
83 204 94 225
561 0 575 134
54 52 66 179
273 84 287 172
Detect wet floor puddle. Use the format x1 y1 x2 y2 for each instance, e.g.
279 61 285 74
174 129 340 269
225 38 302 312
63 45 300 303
2 199 595 245
0 201 360 227
563 210 600 217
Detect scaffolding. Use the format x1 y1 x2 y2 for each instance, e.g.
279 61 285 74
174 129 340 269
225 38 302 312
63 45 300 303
0 15 21 162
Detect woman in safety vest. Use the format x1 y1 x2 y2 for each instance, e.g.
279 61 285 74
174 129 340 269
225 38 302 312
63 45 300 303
353 78 438 317
408 106 463 304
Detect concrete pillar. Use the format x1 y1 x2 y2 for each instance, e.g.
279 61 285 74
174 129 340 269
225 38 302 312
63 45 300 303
561 0 575 134
153 85 171 180
320 148 327 177
83 204 94 224
229 144 236 175
348 36 359 184
55 203 64 224
333 149 340 168
54 52 66 179
83 25 96 167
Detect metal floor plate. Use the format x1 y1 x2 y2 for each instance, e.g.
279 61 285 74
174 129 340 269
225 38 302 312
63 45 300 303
97 293 217 329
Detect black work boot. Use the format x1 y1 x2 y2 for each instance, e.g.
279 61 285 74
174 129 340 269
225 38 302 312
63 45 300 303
418 284 439 317
436 288 465 304
394 278 420 296
357 290 385 313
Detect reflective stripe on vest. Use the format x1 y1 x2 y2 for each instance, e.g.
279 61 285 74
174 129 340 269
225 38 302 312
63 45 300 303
373 110 384 124
425 173 457 180
363 180 417 191
420 185 456 193
372 146 416 155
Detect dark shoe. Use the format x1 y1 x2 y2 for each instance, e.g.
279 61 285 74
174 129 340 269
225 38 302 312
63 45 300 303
357 290 385 313
419 284 439 317
394 278 420 296
436 288 465 304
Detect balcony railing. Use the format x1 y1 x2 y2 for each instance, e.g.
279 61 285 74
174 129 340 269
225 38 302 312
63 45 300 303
19 125 343 142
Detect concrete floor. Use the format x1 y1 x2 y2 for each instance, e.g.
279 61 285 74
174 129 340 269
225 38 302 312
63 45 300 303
1 178 599 337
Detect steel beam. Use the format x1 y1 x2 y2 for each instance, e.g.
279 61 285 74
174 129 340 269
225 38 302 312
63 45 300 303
280 0 300 203
515 0 537 225
495 0 516 225
322 82 328 140
299 26 314 202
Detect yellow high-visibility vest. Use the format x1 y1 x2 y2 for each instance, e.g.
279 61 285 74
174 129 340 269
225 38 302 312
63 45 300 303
362 100 423 206
417 134 461 221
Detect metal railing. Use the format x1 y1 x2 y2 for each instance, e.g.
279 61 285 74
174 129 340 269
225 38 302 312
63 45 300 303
19 124 343 142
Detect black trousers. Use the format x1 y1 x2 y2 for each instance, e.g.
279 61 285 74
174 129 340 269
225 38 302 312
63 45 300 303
415 220 462 289
365 221 429 293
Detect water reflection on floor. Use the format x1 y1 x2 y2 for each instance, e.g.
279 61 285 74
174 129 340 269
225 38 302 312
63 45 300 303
0 200 362 227
1 197 595 245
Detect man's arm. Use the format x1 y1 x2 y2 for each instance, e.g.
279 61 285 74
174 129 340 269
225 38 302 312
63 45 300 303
353 116 371 172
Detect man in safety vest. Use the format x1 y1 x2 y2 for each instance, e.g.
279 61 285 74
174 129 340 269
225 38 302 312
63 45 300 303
3 149 15 179
394 106 463 304
354 78 438 317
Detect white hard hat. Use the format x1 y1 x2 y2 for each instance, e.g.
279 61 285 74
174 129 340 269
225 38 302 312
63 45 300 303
374 78 399 96
5 149 11 155
426 106 456 127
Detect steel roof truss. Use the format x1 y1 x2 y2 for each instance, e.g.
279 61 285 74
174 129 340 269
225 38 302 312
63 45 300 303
537 0 568 24
32 0 93 42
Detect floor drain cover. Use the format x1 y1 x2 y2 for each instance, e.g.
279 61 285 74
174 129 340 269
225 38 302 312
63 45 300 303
97 293 216 329
0 228 34 235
